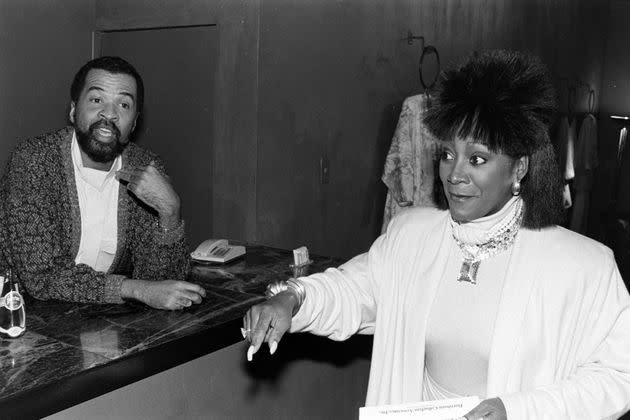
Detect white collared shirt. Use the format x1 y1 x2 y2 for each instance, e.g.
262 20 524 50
71 132 122 272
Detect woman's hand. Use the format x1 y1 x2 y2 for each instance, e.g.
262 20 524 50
464 398 507 420
242 291 298 361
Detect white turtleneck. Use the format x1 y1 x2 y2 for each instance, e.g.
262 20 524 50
424 197 523 400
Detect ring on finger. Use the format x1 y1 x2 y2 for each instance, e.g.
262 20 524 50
240 327 251 339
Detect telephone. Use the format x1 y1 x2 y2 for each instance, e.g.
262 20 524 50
191 239 246 264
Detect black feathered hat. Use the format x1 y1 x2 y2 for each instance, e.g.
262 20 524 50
423 50 557 158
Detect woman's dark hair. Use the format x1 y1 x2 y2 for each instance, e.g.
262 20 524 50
423 49 564 229
70 56 144 114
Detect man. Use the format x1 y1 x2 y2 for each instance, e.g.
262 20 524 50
0 56 205 310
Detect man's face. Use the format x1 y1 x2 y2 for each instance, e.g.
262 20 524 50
70 69 139 164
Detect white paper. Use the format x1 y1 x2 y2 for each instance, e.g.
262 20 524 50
359 396 480 420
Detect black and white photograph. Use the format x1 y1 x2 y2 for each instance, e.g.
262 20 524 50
0 1 629 419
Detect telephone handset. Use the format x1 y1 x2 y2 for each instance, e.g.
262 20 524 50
191 239 246 263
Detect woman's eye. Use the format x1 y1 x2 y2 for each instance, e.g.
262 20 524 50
440 150 454 161
89 97 101 104
120 102 130 110
470 155 487 166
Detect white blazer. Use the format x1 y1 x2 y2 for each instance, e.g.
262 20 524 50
291 207 630 419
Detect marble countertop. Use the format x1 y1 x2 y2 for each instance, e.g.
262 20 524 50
0 244 340 419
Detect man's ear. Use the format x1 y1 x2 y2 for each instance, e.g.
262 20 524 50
131 114 139 132
515 155 529 181
69 102 76 124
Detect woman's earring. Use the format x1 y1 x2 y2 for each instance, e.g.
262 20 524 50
512 179 521 196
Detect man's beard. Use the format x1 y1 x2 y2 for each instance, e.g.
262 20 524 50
75 119 125 163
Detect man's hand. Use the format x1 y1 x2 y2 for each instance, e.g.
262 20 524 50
116 162 181 229
121 279 206 310
464 398 507 420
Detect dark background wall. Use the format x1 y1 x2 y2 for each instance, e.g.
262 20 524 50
256 0 610 259
1 0 612 260
591 0 630 240
95 0 260 248
0 0 95 170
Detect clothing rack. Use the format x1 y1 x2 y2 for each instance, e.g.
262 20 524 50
406 31 440 91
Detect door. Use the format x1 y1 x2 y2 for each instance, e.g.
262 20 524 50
98 25 217 249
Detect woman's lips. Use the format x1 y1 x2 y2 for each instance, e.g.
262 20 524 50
448 192 475 202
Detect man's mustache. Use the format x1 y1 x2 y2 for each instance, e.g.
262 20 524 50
89 119 121 138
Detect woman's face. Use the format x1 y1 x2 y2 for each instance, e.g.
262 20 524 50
439 137 528 222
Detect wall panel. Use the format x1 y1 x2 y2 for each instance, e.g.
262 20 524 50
96 0 260 244
0 0 95 170
94 0 610 259
257 0 610 259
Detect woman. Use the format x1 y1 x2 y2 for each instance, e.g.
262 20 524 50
243 50 630 419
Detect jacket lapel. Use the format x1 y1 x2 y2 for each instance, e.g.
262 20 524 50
59 127 82 259
108 150 131 273
486 229 544 396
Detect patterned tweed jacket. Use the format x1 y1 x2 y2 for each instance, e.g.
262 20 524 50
0 127 190 304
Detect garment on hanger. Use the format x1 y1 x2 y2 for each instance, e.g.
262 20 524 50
569 114 598 234
609 124 630 292
381 94 438 233
555 115 577 209
566 119 577 182
618 127 627 164
615 126 630 219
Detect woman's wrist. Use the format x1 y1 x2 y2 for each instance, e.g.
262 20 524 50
275 290 300 316
266 279 306 315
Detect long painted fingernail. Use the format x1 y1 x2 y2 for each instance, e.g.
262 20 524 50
240 328 249 339
269 341 278 355
247 345 255 362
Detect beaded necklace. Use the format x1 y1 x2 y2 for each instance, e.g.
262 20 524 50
450 198 523 284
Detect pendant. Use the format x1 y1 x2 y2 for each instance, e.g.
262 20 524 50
457 260 480 284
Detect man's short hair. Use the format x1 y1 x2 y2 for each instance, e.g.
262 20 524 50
70 56 144 114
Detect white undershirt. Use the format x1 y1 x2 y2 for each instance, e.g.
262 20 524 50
71 132 121 272
424 197 520 399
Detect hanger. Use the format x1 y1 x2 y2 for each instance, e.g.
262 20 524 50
419 45 440 93
406 31 440 95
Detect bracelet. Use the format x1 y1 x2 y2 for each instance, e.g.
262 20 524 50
265 279 306 314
